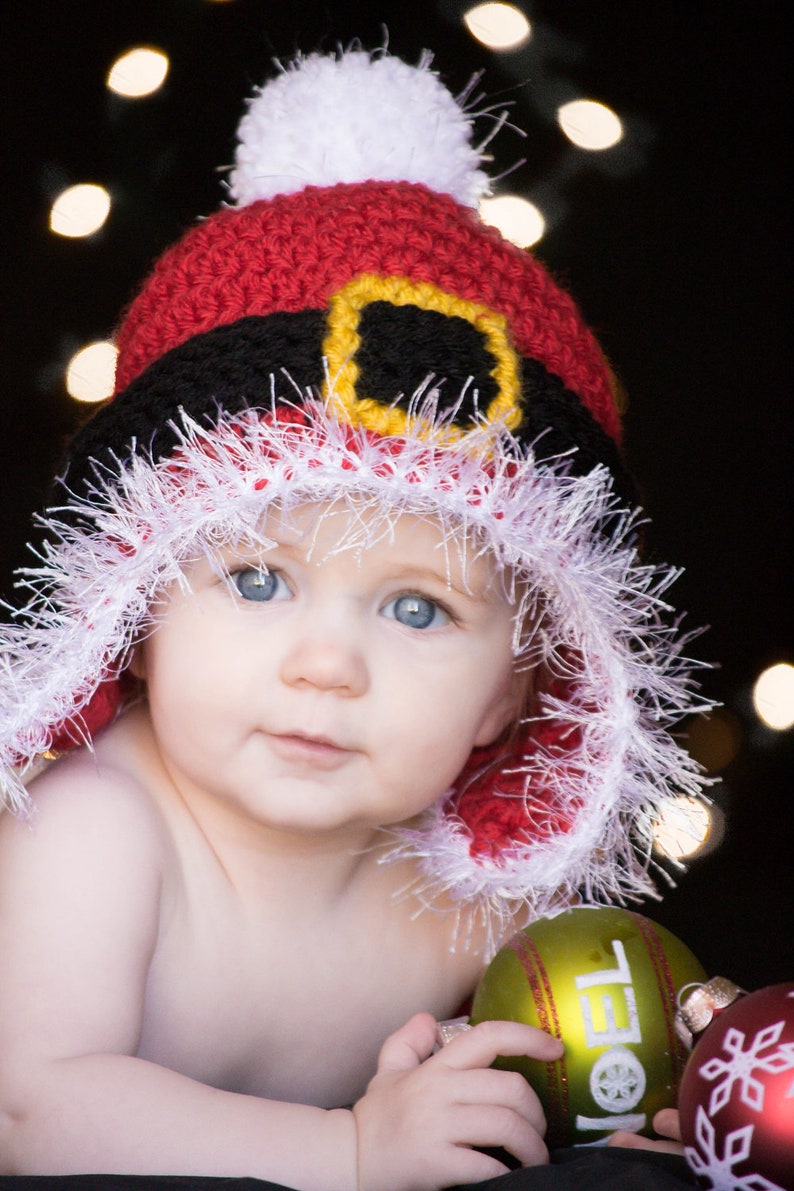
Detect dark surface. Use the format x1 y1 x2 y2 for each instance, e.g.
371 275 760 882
1 1 791 991
0 1145 699 1189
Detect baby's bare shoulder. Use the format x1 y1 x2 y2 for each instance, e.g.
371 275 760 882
5 741 163 854
0 713 172 932
0 723 176 1072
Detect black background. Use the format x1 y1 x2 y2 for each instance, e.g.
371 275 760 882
1 1 791 990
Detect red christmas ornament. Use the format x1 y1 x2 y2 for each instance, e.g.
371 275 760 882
678 982 794 1190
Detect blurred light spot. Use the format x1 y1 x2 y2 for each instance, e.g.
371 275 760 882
558 99 623 151
753 662 794 730
685 709 742 773
653 795 716 861
66 341 118 403
49 184 111 238
479 195 544 246
106 47 169 98
463 3 531 50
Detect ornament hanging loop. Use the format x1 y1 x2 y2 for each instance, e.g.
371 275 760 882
674 976 746 1049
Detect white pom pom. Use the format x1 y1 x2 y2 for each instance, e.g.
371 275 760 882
229 50 491 209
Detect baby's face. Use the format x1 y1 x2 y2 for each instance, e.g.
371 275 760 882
136 501 523 838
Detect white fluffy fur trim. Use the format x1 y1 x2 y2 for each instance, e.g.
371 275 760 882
229 49 491 208
0 402 709 926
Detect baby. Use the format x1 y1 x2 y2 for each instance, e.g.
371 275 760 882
0 50 703 1188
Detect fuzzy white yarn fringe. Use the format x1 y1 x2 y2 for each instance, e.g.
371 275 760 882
0 399 709 925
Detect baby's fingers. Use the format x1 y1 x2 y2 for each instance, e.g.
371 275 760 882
456 1066 548 1137
376 1012 438 1074
440 1018 564 1069
608 1109 684 1155
454 1103 550 1168
653 1107 682 1141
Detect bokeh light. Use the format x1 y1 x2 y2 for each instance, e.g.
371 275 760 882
106 47 169 98
685 709 742 774
49 184 111 238
753 662 794 730
65 341 118 404
479 194 544 246
653 794 719 862
463 3 531 51
557 99 623 151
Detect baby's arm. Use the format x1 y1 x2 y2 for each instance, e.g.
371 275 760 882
0 767 561 1188
0 771 356 1186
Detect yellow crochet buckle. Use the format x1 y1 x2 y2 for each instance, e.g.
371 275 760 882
321 274 522 439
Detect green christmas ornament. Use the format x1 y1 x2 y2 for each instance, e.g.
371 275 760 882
470 906 706 1149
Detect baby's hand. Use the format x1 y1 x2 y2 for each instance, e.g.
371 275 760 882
608 1107 684 1156
353 1012 564 1191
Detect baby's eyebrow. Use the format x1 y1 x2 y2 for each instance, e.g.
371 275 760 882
382 562 495 603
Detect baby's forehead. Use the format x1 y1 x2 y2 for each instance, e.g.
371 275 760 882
187 497 516 600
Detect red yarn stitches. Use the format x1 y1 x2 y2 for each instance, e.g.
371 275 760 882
114 182 621 443
49 671 135 755
451 673 586 862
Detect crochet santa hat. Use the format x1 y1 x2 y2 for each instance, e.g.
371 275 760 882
0 49 707 927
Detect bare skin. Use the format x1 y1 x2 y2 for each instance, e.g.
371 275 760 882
0 508 562 1187
609 1108 684 1156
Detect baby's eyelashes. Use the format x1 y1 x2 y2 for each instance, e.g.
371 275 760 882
230 567 291 603
380 593 451 630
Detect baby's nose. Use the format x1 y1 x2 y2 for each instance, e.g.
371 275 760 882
279 630 369 696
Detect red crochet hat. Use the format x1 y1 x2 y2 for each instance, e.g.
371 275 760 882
112 181 620 441
1 49 706 929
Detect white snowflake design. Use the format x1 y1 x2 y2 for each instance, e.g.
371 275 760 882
684 1106 785 1191
589 1046 646 1113
699 1018 794 1116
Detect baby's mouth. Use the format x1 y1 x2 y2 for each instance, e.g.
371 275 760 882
267 730 356 768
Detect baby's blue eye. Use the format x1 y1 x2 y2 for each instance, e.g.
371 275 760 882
232 567 289 602
382 594 449 630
